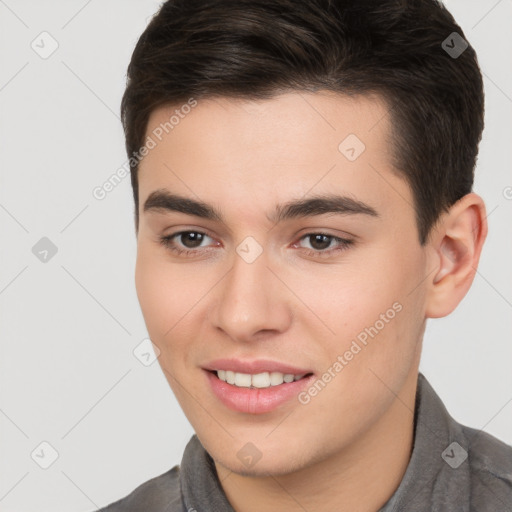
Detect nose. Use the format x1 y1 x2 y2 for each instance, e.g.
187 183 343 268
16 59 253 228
209 246 292 343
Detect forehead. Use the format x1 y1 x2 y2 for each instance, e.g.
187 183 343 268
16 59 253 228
143 90 393 161
137 91 411 225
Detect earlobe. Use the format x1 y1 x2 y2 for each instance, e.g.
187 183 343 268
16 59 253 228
425 193 488 318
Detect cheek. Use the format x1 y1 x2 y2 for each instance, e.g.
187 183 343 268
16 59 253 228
135 253 167 335
135 249 198 343
298 246 425 365
135 248 222 378
285 261 400 339
337 254 426 379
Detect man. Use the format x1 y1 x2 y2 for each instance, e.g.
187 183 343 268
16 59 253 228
98 0 512 510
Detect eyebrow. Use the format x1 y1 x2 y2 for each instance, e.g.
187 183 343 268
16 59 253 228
143 189 379 223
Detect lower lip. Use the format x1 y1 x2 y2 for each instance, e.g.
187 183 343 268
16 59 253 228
205 370 314 414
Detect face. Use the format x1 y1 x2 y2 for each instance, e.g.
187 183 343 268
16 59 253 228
135 91 430 476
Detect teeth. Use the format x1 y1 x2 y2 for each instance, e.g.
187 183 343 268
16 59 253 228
252 372 271 388
270 371 284 386
234 372 252 387
226 370 236 384
216 370 307 388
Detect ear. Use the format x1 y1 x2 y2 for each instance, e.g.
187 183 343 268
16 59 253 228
424 193 488 318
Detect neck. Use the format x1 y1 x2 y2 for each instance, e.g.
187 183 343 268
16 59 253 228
215 370 419 512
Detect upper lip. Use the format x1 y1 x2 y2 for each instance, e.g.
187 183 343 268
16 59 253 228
203 358 313 375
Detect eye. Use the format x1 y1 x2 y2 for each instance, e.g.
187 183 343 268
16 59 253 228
295 233 354 257
159 231 217 257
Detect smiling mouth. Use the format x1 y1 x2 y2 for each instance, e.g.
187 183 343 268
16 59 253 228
209 369 314 389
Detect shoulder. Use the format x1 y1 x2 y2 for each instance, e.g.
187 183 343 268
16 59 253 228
462 424 512 506
96 466 184 512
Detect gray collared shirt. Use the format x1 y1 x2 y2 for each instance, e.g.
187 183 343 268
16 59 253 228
98 372 512 511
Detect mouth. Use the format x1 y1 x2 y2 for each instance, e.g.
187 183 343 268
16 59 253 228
208 369 313 388
203 362 315 414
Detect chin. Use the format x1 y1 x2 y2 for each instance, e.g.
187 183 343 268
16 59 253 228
204 434 321 478
216 453 307 478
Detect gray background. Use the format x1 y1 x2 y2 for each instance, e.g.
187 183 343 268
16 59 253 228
0 1 511 510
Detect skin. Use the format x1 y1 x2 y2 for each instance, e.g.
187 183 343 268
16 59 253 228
134 91 487 512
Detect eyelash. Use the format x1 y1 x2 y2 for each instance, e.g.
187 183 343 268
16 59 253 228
158 231 354 259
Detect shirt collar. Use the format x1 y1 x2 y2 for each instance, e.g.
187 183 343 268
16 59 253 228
378 372 471 511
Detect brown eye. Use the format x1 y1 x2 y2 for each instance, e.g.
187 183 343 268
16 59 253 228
179 231 206 248
308 234 333 251
296 233 354 257
159 230 215 256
